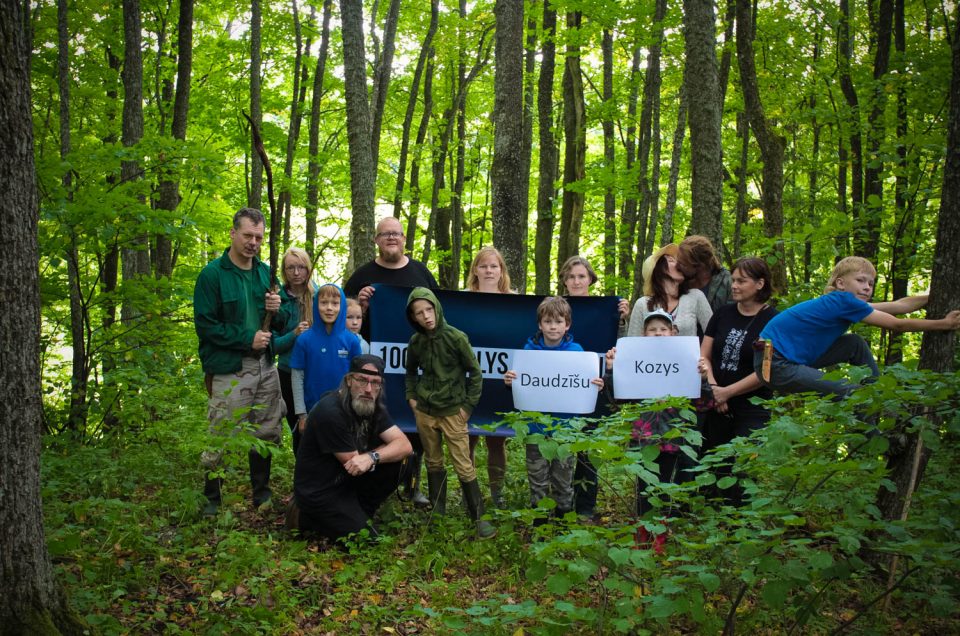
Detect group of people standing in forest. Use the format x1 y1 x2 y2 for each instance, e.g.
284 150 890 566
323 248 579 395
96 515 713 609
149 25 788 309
193 208 960 548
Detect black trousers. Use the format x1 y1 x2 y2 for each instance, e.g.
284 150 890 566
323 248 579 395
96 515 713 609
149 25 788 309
298 461 405 541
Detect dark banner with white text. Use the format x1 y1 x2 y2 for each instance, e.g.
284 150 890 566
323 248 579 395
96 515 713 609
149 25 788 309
367 284 620 435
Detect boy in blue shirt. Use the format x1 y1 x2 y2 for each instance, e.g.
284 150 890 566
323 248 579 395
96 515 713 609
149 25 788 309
756 257 960 398
505 296 603 519
291 284 362 443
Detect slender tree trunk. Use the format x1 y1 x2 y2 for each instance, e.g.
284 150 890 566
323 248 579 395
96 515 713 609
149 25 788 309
450 0 469 289
305 0 332 259
534 0 557 294
877 5 960 525
838 0 863 255
640 0 667 260
861 0 894 261
732 111 750 260
516 12 536 291
491 0 526 289
280 0 306 247
558 10 585 270
248 0 263 208
682 0 723 247
392 0 438 220
805 39 821 283
736 0 786 293
101 46 121 390
340 0 377 268
370 0 400 180
886 0 910 365
619 31 643 298
121 0 150 320
660 84 687 250
406 53 435 252
58 0 89 434
601 28 616 293
155 0 192 278
0 0 84 628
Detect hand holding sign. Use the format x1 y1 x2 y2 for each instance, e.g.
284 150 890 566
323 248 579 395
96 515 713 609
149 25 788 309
508 350 603 414
611 336 702 399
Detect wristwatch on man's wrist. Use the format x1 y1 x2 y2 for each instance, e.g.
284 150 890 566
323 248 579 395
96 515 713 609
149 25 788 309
368 451 380 471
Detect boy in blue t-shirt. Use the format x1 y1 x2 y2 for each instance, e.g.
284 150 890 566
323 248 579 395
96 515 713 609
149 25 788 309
290 284 362 445
504 296 603 518
756 257 960 398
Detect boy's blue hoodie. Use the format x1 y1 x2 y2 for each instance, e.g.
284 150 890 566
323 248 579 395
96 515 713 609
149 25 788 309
289 284 362 411
521 331 585 435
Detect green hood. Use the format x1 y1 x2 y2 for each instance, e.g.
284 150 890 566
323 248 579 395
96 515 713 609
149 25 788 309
406 287 446 335
403 287 482 416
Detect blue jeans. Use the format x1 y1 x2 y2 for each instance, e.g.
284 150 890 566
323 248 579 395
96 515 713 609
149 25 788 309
754 333 879 398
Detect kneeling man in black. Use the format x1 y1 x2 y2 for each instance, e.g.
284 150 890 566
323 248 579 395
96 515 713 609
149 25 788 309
293 354 412 541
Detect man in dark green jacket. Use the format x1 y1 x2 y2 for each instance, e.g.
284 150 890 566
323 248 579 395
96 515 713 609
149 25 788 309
194 207 290 516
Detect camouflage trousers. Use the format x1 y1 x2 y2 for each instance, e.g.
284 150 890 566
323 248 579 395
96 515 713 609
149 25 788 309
201 355 284 470
525 442 575 511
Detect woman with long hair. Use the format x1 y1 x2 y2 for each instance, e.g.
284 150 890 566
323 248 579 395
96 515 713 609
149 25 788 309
627 243 712 338
466 246 513 507
275 247 316 453
677 235 732 313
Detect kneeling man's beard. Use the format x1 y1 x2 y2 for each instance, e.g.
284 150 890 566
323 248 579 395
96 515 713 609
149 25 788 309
352 396 375 417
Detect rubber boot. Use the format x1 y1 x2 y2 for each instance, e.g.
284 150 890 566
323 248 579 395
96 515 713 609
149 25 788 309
404 453 431 506
426 470 448 516
488 465 506 509
249 449 273 508
461 479 497 539
202 476 222 517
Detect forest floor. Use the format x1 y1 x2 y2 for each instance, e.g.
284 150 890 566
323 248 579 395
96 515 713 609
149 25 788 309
40 397 960 635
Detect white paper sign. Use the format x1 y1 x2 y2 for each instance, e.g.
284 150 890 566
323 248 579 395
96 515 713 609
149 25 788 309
612 336 701 399
510 350 603 414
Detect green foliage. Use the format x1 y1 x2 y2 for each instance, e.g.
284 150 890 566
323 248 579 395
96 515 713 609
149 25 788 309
41 365 960 633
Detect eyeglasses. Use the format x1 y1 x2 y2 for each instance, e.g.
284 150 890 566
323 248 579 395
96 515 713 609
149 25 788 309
376 231 404 240
284 264 308 272
351 375 383 389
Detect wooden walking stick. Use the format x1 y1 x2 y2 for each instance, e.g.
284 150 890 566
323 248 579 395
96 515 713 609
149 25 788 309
243 111 281 332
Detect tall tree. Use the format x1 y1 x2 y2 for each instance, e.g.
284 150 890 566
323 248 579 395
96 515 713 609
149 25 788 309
534 0 558 294
280 0 308 247
369 0 401 176
339 0 377 268
392 0 438 220
0 0 83 630
877 5 960 525
736 0 787 292
305 0 333 259
682 0 723 248
58 0 89 433
155 0 193 278
557 10 586 270
860 0 894 261
249 0 263 208
491 0 526 290
121 0 150 308
601 27 616 293
838 0 863 256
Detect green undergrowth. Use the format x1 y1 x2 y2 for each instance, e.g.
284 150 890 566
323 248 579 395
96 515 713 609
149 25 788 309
41 365 960 634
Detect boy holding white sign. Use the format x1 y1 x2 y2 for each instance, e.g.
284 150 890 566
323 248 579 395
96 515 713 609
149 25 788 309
606 309 711 554
504 297 604 520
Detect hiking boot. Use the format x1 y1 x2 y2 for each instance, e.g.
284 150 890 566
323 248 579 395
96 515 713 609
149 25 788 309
202 477 222 517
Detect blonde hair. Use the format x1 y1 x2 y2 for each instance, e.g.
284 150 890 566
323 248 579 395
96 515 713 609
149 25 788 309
346 297 362 312
317 284 341 300
558 255 598 294
281 247 316 325
467 246 512 293
824 257 877 293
